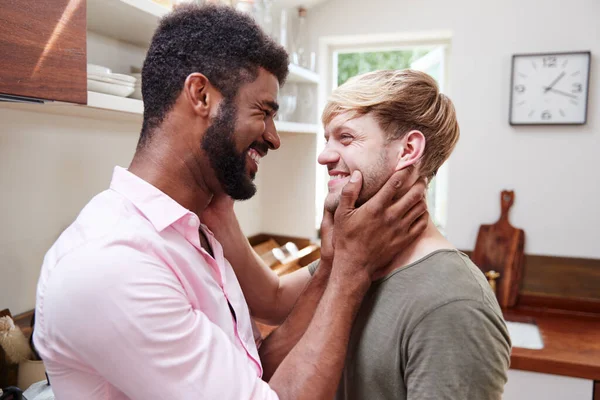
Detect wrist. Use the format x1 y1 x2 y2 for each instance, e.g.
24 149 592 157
329 257 370 297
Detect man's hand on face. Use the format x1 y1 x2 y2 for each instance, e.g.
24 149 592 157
330 169 429 280
318 207 335 267
201 193 236 234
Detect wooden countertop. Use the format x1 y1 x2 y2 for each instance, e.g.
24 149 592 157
504 308 600 380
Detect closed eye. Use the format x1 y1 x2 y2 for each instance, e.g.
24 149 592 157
263 109 276 118
340 134 353 144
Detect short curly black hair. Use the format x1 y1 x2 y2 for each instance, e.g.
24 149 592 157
139 3 289 145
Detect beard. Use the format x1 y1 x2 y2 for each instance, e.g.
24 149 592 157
201 98 256 201
324 150 392 213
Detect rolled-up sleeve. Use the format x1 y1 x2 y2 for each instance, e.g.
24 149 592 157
40 249 279 400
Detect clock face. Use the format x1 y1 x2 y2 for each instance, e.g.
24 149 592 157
510 52 590 125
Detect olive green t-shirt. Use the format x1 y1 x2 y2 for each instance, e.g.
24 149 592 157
308 249 511 400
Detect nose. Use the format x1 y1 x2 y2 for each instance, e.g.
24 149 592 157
318 145 340 165
264 119 281 150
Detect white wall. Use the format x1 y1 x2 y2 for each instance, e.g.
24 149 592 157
234 132 318 240
0 109 140 315
309 0 600 258
504 370 593 400
259 132 318 239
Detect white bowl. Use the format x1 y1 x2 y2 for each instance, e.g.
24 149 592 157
88 73 136 87
109 73 136 84
87 64 111 75
88 79 135 97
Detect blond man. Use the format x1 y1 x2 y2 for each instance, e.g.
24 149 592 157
205 69 511 399
309 69 511 399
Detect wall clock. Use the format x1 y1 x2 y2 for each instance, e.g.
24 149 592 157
509 51 591 125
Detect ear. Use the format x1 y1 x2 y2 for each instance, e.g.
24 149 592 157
183 73 221 118
395 130 426 171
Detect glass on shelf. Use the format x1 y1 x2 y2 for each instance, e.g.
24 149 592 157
277 82 298 122
296 84 315 124
235 0 255 15
257 0 274 37
291 7 316 71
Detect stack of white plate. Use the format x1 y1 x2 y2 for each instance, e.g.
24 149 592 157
87 64 136 98
130 73 142 100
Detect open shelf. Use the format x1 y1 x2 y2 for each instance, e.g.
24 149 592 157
0 91 319 134
287 64 319 84
87 0 321 84
275 121 319 135
87 0 169 48
87 0 327 62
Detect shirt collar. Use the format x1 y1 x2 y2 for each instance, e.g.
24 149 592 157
109 166 193 232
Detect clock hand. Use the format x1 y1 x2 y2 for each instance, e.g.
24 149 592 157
543 87 578 99
544 71 566 93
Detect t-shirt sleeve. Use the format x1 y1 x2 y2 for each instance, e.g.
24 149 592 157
404 300 511 400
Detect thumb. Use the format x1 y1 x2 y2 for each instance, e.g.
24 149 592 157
338 170 362 214
321 206 334 233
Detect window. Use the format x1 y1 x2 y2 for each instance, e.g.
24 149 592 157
317 38 450 233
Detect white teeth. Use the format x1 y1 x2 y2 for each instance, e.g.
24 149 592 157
329 174 348 181
248 149 261 165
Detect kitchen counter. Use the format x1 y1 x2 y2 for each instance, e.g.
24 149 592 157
504 308 600 380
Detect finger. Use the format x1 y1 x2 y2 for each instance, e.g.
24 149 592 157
320 206 334 232
366 169 416 209
337 170 362 214
407 210 429 238
388 178 427 218
396 198 428 228
392 177 427 202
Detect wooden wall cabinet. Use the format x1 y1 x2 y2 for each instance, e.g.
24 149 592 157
0 0 87 104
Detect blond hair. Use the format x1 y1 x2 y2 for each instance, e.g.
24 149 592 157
322 69 460 180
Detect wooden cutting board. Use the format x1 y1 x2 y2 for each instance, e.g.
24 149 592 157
471 191 526 308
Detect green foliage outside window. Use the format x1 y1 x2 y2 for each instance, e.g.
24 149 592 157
337 49 429 86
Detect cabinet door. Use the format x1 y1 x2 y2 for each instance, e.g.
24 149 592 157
504 370 593 400
0 0 87 104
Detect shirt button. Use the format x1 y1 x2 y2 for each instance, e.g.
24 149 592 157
188 217 198 228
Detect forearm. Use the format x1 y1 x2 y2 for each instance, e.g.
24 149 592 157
259 261 330 379
268 264 369 400
208 210 313 324
207 211 281 317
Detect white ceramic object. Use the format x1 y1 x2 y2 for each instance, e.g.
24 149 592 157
88 73 136 86
108 73 136 84
88 79 135 97
505 321 544 350
87 63 111 75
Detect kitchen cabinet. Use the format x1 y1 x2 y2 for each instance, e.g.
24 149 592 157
504 370 594 400
0 0 87 104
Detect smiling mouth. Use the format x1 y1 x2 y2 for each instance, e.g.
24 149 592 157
247 148 262 165
329 174 349 180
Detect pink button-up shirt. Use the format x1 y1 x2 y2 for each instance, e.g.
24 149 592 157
33 167 278 400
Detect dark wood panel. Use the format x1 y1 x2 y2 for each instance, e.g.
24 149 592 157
521 254 600 301
463 250 600 313
518 294 600 316
0 0 87 104
248 233 313 250
594 380 600 400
